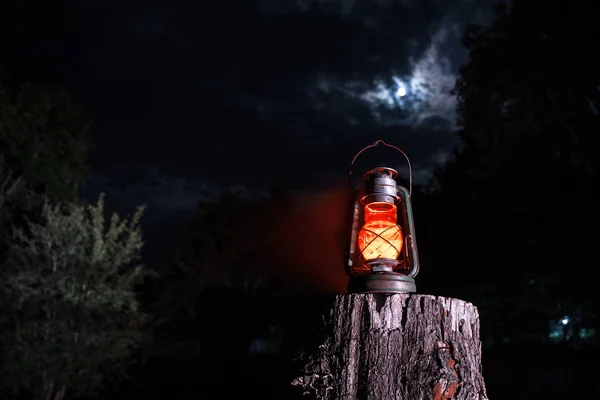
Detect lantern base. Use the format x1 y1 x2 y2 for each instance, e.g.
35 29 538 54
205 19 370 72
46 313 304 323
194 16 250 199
347 272 416 294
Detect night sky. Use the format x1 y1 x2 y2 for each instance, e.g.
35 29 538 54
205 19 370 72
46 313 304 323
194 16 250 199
0 0 497 261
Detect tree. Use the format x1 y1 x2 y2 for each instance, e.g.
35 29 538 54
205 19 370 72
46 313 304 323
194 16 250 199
0 76 94 260
0 75 93 202
156 192 267 321
430 1 600 348
0 194 147 400
151 191 277 369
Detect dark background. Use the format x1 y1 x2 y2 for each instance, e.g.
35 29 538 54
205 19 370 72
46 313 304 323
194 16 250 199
1 0 598 399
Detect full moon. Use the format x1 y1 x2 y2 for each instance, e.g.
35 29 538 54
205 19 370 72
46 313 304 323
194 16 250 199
396 86 406 97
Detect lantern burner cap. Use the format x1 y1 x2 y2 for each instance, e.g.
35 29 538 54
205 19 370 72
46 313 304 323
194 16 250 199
364 167 398 179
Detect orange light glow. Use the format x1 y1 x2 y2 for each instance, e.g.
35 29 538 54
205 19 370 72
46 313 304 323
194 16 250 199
358 202 403 261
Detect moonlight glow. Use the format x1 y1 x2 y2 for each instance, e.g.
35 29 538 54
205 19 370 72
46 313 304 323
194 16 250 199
396 85 406 97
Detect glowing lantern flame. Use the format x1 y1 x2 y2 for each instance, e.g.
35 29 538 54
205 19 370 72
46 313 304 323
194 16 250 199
358 202 403 261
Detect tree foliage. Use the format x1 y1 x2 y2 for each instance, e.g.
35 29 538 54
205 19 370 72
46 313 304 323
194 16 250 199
156 192 267 322
0 75 93 202
0 194 146 400
430 1 600 348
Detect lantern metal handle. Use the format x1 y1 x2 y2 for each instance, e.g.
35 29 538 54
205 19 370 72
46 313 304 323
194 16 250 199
349 139 413 196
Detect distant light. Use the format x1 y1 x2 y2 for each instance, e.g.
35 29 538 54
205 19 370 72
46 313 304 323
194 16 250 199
396 86 407 97
561 316 569 325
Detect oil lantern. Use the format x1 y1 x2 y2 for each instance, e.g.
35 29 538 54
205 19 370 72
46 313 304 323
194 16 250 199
346 140 420 293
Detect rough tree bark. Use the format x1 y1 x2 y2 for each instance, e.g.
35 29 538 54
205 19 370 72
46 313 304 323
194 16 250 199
291 294 488 400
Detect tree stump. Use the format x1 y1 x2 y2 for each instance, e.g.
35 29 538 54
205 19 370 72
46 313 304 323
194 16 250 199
291 294 488 400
